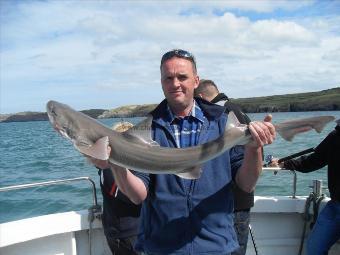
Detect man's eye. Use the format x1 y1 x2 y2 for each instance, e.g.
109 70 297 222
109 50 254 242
178 75 187 81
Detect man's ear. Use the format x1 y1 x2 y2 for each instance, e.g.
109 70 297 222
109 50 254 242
194 76 200 89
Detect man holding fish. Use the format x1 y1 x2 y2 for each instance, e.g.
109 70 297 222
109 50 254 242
92 49 275 255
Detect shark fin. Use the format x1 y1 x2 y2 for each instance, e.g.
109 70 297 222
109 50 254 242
176 166 202 179
226 111 241 129
313 117 335 133
76 136 110 160
124 115 159 146
277 127 312 141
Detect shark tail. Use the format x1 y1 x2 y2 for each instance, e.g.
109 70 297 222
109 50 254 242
276 116 335 141
277 127 313 141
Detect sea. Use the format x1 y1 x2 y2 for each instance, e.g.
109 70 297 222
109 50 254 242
0 111 339 224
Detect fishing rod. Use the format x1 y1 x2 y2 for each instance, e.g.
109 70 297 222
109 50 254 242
277 147 314 163
264 147 314 167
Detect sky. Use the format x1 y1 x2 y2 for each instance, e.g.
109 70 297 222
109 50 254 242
1 0 340 114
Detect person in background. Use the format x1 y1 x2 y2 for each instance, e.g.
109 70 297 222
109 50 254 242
270 119 340 255
92 49 275 255
97 121 141 255
194 79 254 255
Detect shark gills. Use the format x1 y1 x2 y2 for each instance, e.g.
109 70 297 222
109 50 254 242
46 100 335 179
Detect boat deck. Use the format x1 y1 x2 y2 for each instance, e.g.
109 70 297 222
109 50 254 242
1 196 339 255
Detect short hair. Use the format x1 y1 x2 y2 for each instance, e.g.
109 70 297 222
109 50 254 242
112 121 134 132
160 49 197 73
194 79 219 98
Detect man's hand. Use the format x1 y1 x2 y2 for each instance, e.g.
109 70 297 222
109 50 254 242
246 114 276 148
268 158 284 168
88 121 133 170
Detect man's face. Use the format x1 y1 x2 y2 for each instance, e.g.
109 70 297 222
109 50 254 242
161 57 199 111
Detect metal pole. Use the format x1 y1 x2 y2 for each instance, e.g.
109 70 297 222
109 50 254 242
0 176 98 207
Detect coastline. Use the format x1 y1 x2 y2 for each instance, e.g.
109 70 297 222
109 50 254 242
1 87 339 123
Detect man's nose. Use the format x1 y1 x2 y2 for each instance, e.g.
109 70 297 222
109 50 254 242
171 77 181 88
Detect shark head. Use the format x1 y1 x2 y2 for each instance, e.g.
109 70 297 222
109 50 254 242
46 100 77 140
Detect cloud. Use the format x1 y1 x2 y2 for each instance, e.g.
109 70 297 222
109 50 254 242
1 0 339 113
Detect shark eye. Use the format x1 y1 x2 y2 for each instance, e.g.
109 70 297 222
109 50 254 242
50 109 57 116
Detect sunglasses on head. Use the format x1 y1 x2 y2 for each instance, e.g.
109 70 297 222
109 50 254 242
160 49 197 71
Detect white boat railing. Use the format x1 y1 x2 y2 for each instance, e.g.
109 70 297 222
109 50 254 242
0 176 101 255
262 167 297 198
1 172 336 255
0 176 99 206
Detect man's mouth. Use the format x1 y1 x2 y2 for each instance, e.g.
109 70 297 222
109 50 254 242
169 90 183 95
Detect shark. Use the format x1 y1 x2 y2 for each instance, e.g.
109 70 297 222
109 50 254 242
46 100 335 179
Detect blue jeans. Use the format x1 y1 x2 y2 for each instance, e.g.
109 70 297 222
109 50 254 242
307 200 340 255
231 210 250 255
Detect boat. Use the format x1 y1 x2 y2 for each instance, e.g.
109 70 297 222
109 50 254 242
1 168 339 255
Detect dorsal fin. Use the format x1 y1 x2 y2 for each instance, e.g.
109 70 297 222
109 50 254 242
226 111 240 129
124 114 159 146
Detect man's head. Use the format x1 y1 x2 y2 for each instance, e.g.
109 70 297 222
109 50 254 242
160 49 199 116
160 49 197 74
194 79 220 102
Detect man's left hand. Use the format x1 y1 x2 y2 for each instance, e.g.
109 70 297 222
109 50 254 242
246 114 276 148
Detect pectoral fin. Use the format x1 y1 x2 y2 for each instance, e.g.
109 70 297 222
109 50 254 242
76 136 110 160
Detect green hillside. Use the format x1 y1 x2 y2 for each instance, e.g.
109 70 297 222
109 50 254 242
1 87 339 122
232 87 340 112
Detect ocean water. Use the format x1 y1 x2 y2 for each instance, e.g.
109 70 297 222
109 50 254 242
0 111 339 223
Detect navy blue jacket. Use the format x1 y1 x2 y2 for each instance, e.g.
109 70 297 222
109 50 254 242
133 98 244 254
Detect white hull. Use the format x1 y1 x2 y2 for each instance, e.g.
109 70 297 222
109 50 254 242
1 196 339 255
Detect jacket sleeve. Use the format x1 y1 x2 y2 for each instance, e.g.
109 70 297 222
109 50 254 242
283 132 333 172
229 145 245 179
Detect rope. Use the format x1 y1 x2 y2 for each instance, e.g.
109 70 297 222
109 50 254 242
298 193 313 255
249 224 259 255
298 193 325 255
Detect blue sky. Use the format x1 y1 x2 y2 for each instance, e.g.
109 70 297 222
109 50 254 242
1 0 339 114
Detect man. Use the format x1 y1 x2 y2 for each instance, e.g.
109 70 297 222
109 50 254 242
98 122 141 255
194 79 254 255
93 49 275 254
270 120 340 255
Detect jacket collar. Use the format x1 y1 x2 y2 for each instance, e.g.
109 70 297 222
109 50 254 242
163 100 205 124
211 93 229 104
150 97 225 127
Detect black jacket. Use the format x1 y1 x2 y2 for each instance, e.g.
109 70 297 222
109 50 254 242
211 93 254 210
283 125 340 202
99 169 141 239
